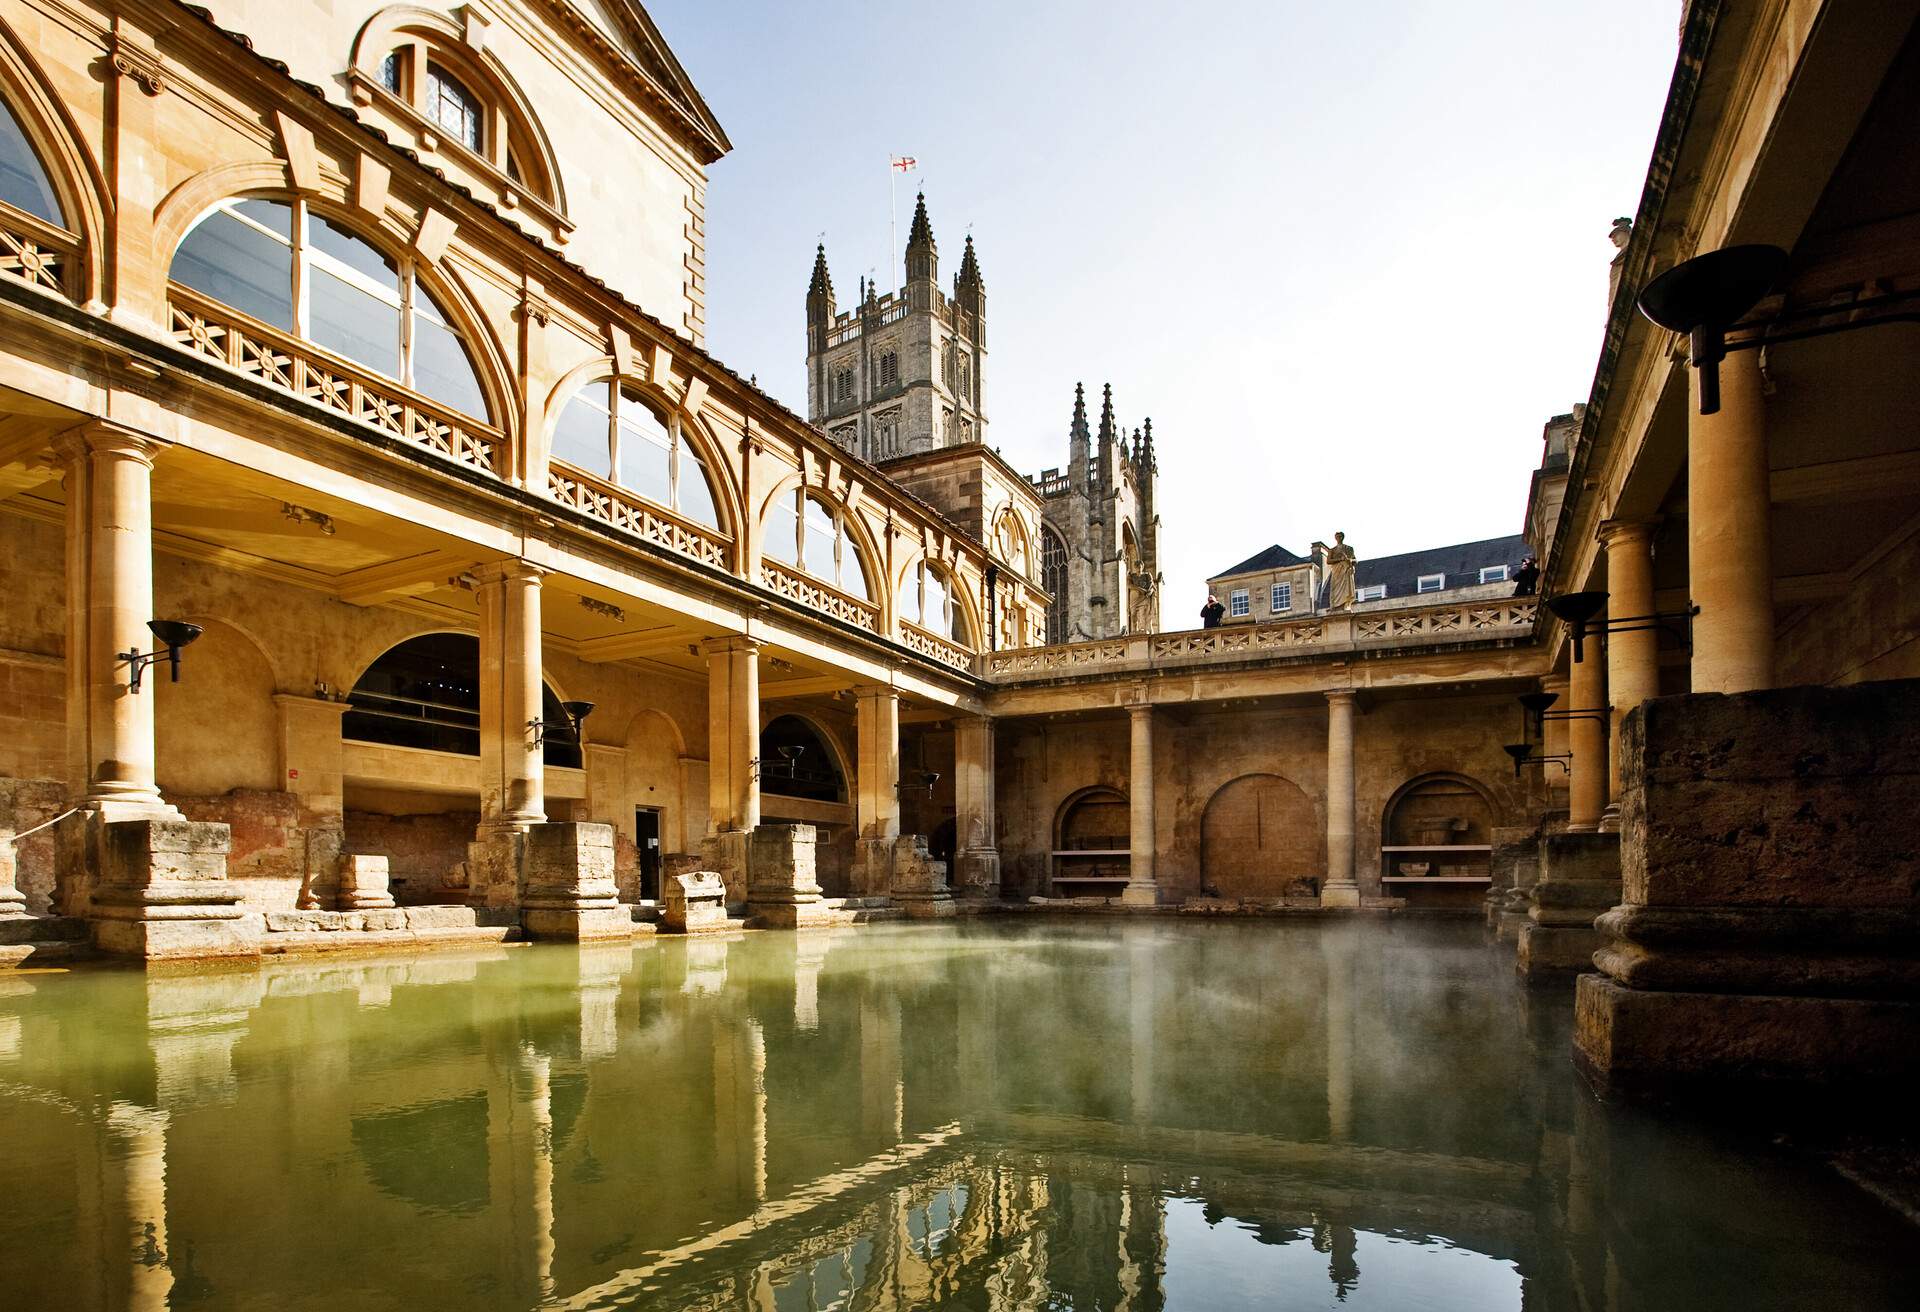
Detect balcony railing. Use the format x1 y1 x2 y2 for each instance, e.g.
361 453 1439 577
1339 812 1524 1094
0 205 79 300
901 621 972 672
985 598 1538 681
547 463 731 570
759 558 880 634
168 287 505 478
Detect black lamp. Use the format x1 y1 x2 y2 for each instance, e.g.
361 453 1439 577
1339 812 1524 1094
897 769 941 799
123 619 203 693
751 744 805 783
1545 591 1607 663
530 699 594 745
1516 691 1606 733
1637 244 1789 415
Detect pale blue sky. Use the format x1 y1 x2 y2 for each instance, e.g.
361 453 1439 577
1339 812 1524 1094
646 0 1681 614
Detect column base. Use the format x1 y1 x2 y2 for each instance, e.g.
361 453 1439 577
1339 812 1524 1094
1598 803 1622 834
953 848 1001 900
85 817 262 962
1118 881 1161 908
522 906 633 941
1515 921 1605 979
520 822 629 941
1574 973 1920 1102
1318 882 1360 909
747 824 833 928
91 916 264 961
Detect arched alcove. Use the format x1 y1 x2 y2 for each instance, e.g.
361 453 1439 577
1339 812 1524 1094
345 632 581 769
758 714 846 804
156 619 278 796
1051 786 1131 896
1380 772 1499 909
1199 773 1322 900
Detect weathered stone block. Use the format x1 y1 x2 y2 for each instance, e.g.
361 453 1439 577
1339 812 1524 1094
700 830 750 903
747 824 835 928
663 871 730 933
0 829 25 920
404 905 481 931
465 830 525 910
892 835 956 918
953 847 1001 899
519 822 630 941
88 818 261 961
336 854 397 910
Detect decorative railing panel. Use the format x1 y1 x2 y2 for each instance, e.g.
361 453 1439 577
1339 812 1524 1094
1354 600 1537 643
168 288 504 477
986 641 1129 676
902 621 972 672
547 465 731 569
1151 620 1327 661
759 558 880 634
0 206 78 299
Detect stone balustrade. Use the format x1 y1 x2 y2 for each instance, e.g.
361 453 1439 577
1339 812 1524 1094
982 598 1538 683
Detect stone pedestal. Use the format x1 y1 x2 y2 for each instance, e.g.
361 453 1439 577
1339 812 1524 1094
467 828 527 910
953 847 1001 900
891 834 956 918
663 871 730 933
87 817 261 961
700 829 751 904
1576 683 1920 1101
1515 832 1619 980
336 854 397 910
747 824 832 928
0 829 27 919
1485 825 1541 929
519 822 630 941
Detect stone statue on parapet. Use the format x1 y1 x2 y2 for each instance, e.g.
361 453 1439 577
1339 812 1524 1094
1322 531 1357 611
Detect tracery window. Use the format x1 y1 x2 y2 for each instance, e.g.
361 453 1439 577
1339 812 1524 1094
1041 525 1068 645
549 379 721 528
0 94 62 227
170 197 488 418
764 489 870 600
903 560 969 643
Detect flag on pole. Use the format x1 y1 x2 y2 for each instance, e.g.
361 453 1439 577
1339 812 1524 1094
890 155 917 172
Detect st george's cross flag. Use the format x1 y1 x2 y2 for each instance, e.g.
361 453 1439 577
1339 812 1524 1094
890 156 917 172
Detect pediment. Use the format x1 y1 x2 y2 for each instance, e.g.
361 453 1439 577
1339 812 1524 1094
548 1 730 160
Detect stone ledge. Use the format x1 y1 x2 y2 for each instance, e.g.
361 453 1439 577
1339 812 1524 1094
257 924 522 956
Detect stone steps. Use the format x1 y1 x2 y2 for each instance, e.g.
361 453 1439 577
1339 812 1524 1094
0 916 92 969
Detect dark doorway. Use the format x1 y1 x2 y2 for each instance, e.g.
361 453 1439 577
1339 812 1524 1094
635 808 662 901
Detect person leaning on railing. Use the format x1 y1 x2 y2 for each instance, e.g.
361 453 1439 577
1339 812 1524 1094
1200 594 1225 628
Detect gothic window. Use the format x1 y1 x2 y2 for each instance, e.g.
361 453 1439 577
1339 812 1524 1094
0 94 63 227
832 366 855 405
764 488 870 599
943 341 956 389
426 65 483 152
958 355 971 402
171 197 489 418
876 349 898 387
549 380 721 527
830 423 857 452
959 417 974 443
904 561 968 643
873 407 901 459
1041 525 1068 645
344 633 580 768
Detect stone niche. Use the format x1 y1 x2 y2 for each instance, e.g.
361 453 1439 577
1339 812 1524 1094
1576 681 1920 1100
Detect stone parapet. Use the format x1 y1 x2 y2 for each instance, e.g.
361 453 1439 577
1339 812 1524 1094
1576 681 1920 1100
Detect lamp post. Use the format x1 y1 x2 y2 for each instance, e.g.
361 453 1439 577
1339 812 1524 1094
121 619 204 693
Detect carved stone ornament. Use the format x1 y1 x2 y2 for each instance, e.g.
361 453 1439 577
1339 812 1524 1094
108 35 167 96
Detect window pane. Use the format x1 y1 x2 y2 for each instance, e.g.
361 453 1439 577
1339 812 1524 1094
838 539 870 600
616 392 672 506
0 99 61 225
765 493 799 564
802 499 839 584
380 51 401 92
924 570 950 631
232 198 293 239
678 449 720 527
310 264 401 377
308 214 400 293
171 204 295 331
412 311 486 417
549 387 611 478
427 66 482 151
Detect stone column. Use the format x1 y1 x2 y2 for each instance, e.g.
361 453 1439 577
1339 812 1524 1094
1540 672 1571 815
1120 703 1159 906
106 1104 173 1312
275 693 347 910
1567 645 1607 833
1688 349 1773 694
699 636 758 899
469 561 546 908
59 425 169 811
952 714 1000 898
1320 691 1360 908
1599 520 1659 830
853 685 901 895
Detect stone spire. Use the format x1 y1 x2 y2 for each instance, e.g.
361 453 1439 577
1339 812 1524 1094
953 234 985 321
806 243 835 327
1068 382 1090 490
905 191 938 285
1142 416 1156 471
1096 383 1118 501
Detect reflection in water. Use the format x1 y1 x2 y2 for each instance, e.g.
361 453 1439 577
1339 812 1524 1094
0 921 1916 1310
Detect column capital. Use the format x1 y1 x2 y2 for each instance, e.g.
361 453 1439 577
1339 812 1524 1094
1126 701 1154 722
1540 672 1570 694
53 420 170 470
1325 688 1358 707
470 558 546 587
852 682 899 703
1596 517 1662 550
699 634 761 658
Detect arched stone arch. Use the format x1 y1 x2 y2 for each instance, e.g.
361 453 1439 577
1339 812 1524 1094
154 179 519 447
0 20 110 302
1053 784 1128 849
891 548 982 649
756 711 851 805
990 504 1032 577
342 631 581 767
757 472 885 606
538 358 745 548
623 706 686 857
1199 773 1322 900
348 5 568 213
1380 772 1502 847
157 619 279 796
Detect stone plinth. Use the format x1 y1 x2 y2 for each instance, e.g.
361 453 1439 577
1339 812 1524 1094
1576 682 1920 1100
1514 832 1619 981
891 835 956 918
663 871 731 933
700 830 750 904
519 822 630 941
953 847 1001 900
747 824 833 928
87 817 262 960
0 829 26 919
466 829 526 910
336 854 397 910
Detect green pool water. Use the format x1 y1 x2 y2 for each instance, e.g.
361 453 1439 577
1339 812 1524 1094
0 919 1914 1311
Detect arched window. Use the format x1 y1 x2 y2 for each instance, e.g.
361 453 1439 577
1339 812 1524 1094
1041 525 1068 645
0 95 62 226
170 198 489 418
426 65 483 152
344 633 581 769
764 489 870 599
758 714 845 803
994 514 1029 577
548 380 720 528
903 560 969 643
875 349 898 387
